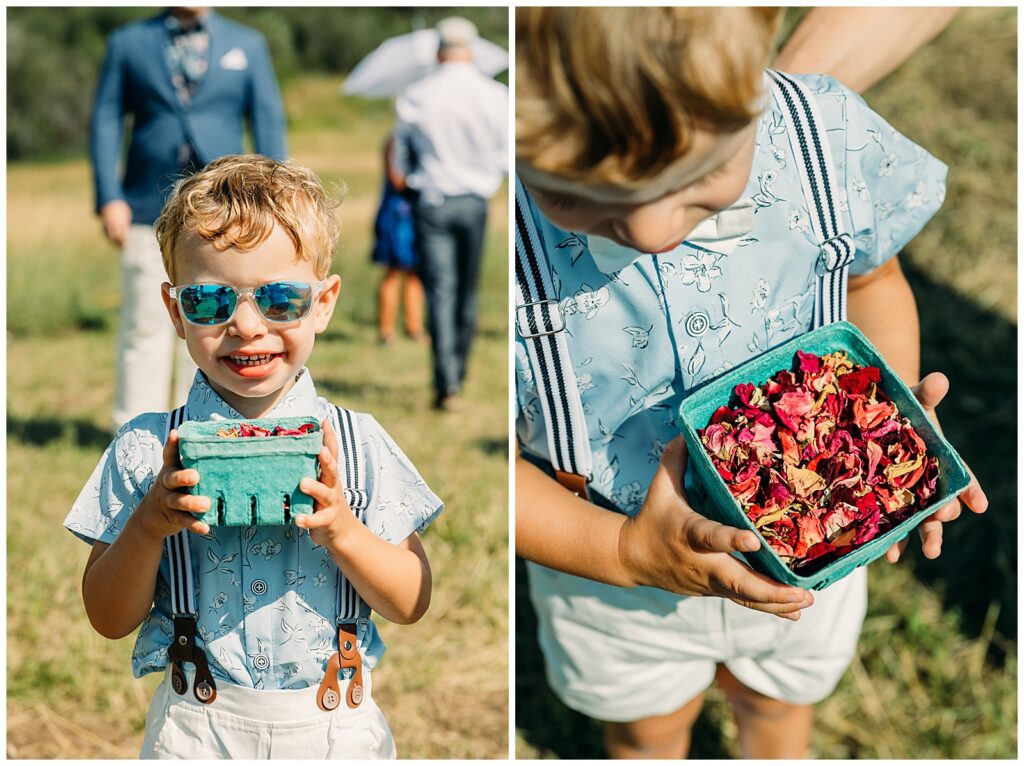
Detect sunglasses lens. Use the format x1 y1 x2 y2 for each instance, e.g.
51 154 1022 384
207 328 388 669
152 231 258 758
179 285 236 325
255 281 314 322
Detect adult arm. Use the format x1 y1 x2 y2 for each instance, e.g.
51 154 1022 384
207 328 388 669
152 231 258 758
248 34 287 161
847 256 988 561
774 7 958 92
90 31 133 245
384 136 407 190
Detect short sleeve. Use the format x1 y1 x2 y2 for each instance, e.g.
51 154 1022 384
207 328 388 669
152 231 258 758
360 415 443 544
837 80 948 275
63 415 166 545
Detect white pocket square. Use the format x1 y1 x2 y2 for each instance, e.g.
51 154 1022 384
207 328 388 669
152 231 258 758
219 48 248 71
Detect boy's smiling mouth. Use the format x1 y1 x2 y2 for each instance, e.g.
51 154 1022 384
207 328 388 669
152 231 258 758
222 351 284 378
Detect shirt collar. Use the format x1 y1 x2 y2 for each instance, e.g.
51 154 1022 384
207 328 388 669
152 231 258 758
165 11 210 35
184 368 321 421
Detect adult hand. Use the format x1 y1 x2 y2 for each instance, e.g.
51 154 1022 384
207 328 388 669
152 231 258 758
617 436 814 620
884 372 988 563
100 199 132 247
135 429 211 541
296 418 359 552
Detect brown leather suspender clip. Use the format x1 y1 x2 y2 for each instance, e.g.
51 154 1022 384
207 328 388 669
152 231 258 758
316 622 363 711
168 616 218 705
554 469 590 501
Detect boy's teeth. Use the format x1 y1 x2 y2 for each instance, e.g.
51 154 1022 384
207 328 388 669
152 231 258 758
230 353 274 366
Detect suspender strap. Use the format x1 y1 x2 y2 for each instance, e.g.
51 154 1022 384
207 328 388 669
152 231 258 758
163 406 217 704
332 405 368 623
514 177 592 497
317 405 368 711
768 71 855 328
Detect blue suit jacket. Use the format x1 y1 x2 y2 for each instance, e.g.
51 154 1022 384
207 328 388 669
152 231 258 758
90 11 287 224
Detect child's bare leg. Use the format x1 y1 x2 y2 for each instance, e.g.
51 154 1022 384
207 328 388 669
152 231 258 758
603 694 704 759
378 268 401 341
402 270 425 338
714 664 812 758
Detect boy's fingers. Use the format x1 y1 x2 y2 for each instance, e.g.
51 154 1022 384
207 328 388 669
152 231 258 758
885 537 909 563
932 500 961 523
648 436 688 504
300 477 337 507
685 516 760 554
918 516 943 559
910 372 950 411
174 510 209 536
163 429 182 470
321 418 340 462
318 447 340 489
960 471 988 513
163 468 199 490
167 491 210 515
710 559 813 613
295 510 334 529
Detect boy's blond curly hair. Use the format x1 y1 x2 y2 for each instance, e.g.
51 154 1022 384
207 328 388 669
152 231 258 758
155 154 343 282
516 7 782 185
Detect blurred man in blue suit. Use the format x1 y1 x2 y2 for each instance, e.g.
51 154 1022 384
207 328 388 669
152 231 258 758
91 6 287 430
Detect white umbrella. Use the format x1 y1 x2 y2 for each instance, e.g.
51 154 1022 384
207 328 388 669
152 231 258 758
341 28 508 98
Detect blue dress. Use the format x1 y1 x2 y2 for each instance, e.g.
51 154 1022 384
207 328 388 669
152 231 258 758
371 180 417 270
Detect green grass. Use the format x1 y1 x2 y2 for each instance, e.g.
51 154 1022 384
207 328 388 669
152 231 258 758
7 74 508 759
515 7 1017 759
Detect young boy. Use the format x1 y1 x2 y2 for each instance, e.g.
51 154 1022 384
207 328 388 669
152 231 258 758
514 8 987 759
65 155 443 759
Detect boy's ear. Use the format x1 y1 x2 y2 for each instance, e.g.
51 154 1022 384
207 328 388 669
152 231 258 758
312 275 342 334
161 282 188 340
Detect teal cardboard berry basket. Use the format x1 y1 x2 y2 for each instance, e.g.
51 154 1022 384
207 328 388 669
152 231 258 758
177 417 322 527
677 321 971 591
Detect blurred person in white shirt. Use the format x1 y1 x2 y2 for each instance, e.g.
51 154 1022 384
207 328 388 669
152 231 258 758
392 16 508 410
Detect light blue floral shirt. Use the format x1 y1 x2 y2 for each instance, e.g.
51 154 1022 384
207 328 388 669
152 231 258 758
516 74 946 607
65 369 443 690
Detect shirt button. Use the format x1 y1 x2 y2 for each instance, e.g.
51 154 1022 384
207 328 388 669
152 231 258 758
684 310 710 338
251 579 268 596
252 654 270 671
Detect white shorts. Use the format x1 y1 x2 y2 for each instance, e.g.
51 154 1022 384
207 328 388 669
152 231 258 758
528 562 867 723
140 666 397 759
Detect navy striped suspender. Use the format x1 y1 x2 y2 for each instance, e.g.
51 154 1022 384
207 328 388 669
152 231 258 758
514 177 593 497
164 406 195 620
163 405 217 704
332 405 368 623
768 71 855 328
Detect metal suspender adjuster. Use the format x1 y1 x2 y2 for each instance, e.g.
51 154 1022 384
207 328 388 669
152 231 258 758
168 615 218 704
316 622 364 711
514 299 565 338
816 234 855 276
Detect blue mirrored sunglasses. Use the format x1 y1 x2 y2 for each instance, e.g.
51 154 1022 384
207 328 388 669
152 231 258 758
168 281 324 326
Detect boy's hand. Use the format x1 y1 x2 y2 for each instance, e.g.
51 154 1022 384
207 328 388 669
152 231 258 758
618 436 815 620
884 372 989 563
296 418 359 552
135 429 211 541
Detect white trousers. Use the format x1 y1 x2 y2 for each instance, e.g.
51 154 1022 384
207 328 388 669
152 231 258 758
140 666 397 759
113 224 195 431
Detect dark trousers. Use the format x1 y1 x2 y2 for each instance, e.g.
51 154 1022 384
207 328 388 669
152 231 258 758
414 194 489 400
